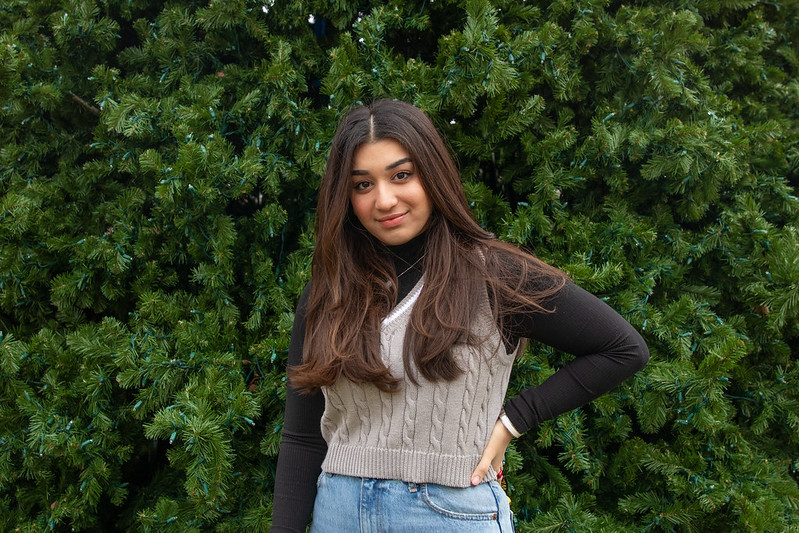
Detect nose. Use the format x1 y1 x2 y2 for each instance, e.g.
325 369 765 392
374 182 398 211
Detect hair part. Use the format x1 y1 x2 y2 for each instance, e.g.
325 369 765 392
289 99 567 393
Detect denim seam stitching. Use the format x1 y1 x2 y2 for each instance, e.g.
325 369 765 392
420 485 498 521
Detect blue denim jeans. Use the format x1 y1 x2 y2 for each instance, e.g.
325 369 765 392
310 472 514 532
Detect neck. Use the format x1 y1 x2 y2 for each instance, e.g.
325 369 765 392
383 231 427 298
386 231 426 258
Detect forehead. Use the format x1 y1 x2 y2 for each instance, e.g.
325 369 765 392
352 139 411 169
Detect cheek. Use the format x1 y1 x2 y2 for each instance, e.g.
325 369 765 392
415 186 433 217
349 193 370 224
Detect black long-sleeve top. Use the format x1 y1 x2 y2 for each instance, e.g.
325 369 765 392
270 236 649 531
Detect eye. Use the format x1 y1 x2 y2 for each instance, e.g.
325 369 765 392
353 180 371 192
393 171 412 181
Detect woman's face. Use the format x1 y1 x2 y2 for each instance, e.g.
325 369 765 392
349 139 433 246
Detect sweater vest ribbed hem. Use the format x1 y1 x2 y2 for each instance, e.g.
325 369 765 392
321 444 499 488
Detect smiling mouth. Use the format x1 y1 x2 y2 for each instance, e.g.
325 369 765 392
377 213 407 227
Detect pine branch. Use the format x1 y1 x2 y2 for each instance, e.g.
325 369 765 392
70 93 101 117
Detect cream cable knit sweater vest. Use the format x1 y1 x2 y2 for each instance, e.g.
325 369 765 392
320 278 520 487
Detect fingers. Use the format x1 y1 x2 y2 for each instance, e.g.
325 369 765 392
470 420 514 486
471 458 491 486
470 444 499 486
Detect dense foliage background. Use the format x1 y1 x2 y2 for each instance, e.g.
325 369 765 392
1 0 798 530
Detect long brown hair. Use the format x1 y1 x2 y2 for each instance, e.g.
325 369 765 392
290 99 567 393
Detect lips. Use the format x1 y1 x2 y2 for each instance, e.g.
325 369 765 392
377 212 407 228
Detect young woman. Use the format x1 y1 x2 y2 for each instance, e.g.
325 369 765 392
270 99 649 532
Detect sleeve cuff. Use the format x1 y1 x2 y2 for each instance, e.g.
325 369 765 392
499 409 522 438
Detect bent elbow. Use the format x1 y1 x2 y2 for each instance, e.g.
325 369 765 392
631 332 650 372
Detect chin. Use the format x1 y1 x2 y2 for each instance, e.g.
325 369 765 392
379 231 419 246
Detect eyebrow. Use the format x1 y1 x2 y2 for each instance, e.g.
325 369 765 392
351 157 412 176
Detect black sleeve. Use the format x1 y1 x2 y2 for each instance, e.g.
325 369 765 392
503 280 650 434
270 283 327 532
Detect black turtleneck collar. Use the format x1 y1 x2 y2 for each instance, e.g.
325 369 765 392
382 231 427 299
384 230 427 262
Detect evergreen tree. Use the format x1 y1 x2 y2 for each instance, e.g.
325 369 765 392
1 0 797 530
